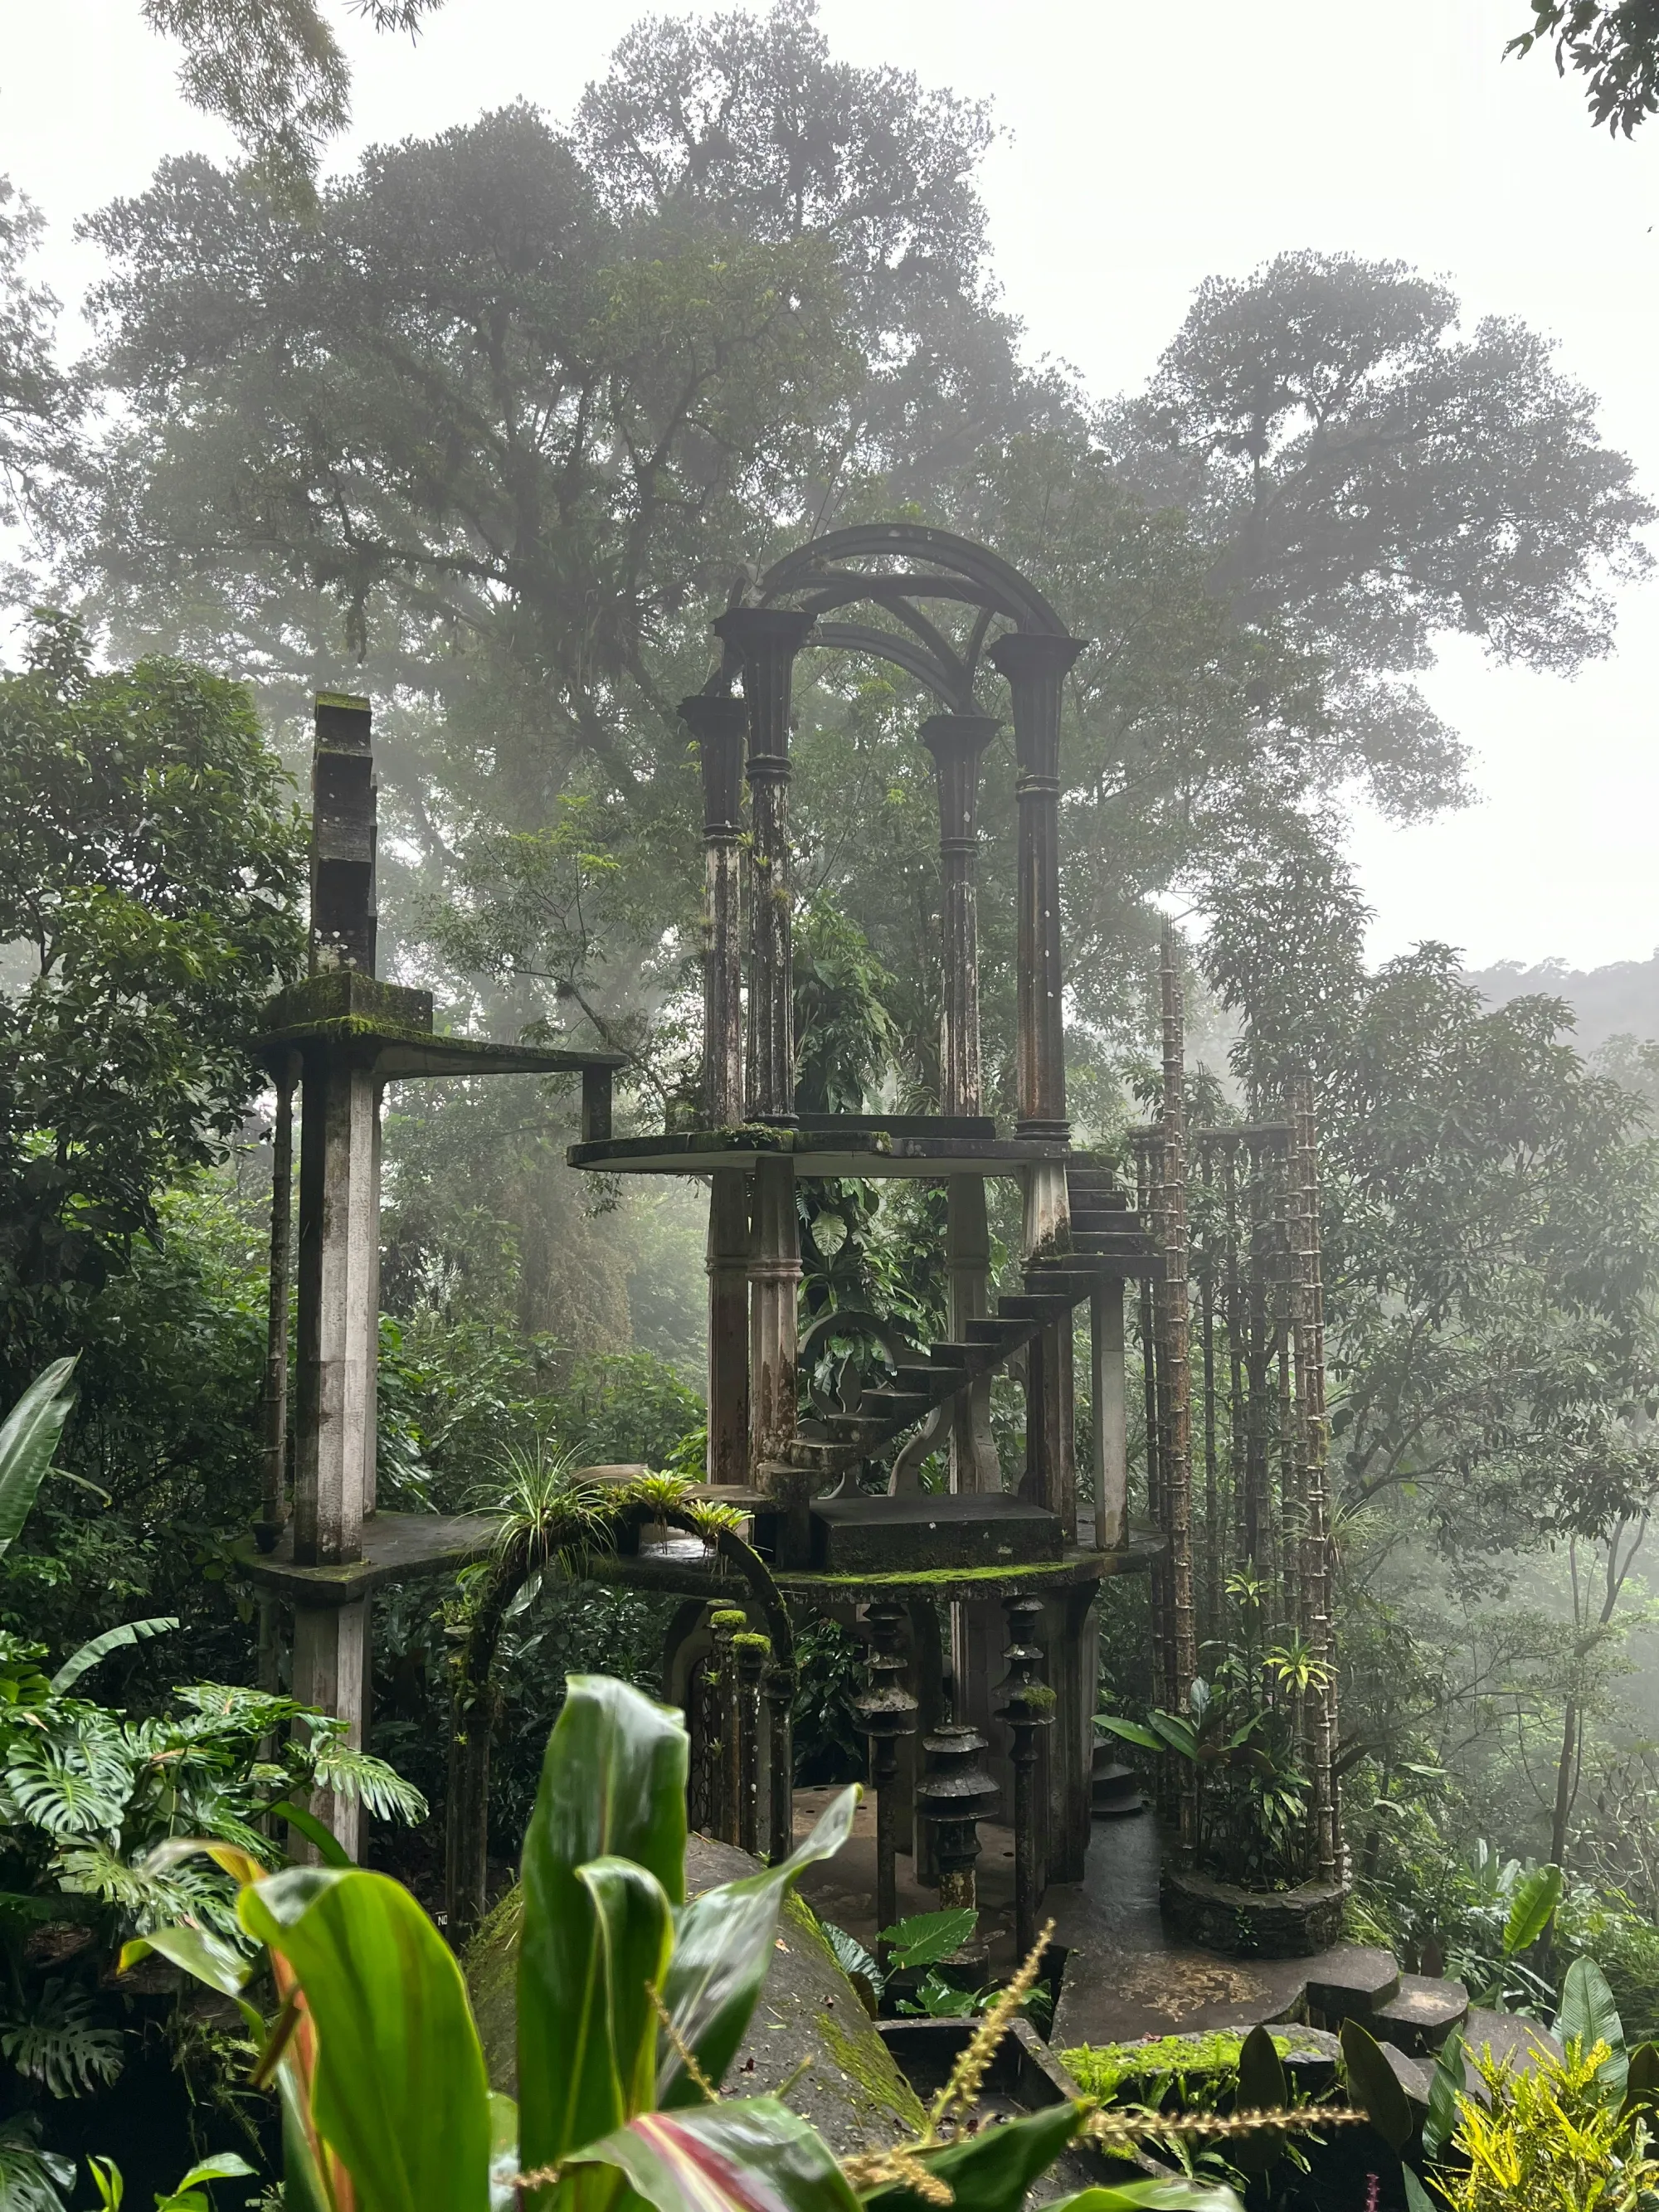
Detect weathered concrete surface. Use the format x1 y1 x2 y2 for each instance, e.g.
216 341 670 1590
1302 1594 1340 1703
463 1833 928 2156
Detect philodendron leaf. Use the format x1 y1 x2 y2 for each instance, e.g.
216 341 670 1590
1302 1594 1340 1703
242 1864 493 2212
1340 2017 1413 2154
0 1358 75 1558
861 2102 1082 2212
1230 2025 1287 2176
1559 1954 1628 2102
517 1676 688 2192
1502 1864 1562 1957
1422 2030 1466 2163
576 1856 675 2122
657 1786 857 2109
879 1907 977 1969
571 2098 860 2212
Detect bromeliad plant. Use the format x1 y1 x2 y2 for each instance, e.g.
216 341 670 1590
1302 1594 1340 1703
134 1675 1242 2212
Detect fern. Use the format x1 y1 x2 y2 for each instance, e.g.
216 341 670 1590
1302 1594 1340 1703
1 1980 125 2098
0 2116 75 2212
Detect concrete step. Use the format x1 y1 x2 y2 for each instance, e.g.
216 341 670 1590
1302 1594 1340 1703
1089 1759 1145 1818
966 1316 1035 1343
1371 1973 1469 2056
1304 1946 1402 2027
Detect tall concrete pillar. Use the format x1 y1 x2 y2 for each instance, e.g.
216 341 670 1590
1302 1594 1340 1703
682 692 752 1489
987 633 1085 1528
921 712 1001 1495
712 607 814 1125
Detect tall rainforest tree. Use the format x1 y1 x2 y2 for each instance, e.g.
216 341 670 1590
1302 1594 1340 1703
0 610 306 1393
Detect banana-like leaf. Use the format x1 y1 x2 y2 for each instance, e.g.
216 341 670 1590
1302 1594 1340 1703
569 2098 860 2212
242 1864 493 2212
1501 1864 1562 1957
1421 2030 1466 2162
1559 1954 1627 2102
861 2102 1081 2212
577 1856 676 2122
1401 2171 1438 2212
657 1786 858 2109
1146 1714 1199 1761
50 1616 180 1694
119 1924 251 1999
270 1796 355 1867
1094 1717 1165 1753
1047 2186 1244 2212
1230 2024 1287 2176
517 1677 688 2191
0 1358 76 1559
1339 2017 1413 2154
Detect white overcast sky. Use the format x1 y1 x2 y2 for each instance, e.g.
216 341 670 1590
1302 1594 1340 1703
6 0 1659 971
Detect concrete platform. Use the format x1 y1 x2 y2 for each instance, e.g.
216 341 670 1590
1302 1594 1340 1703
1373 1972 1470 2056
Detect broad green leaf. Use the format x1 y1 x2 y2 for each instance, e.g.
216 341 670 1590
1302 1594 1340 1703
1422 2030 1466 2162
1401 2171 1438 2212
1559 1955 1627 2102
270 1796 355 1867
119 1923 251 1998
1501 1864 1562 1957
518 1677 688 2190
818 1918 884 2010
861 2102 1081 2212
1047 2186 1244 2212
658 1786 857 2109
1340 2017 1413 2153
878 1907 977 1968
1095 1717 1165 1753
50 1616 179 1694
1146 1713 1199 1762
571 2098 860 2212
1230 2024 1287 2176
0 1359 76 1558
156 2153 258 2211
243 1864 492 2212
577 1856 676 2121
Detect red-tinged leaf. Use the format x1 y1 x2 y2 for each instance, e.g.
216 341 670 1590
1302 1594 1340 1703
570 2098 860 2212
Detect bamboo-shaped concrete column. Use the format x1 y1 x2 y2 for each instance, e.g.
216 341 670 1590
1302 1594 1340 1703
986 631 1084 1529
921 712 1002 1494
255 1052 298 1702
681 691 752 1489
713 609 813 1475
1290 1080 1339 1882
997 1596 1053 1963
1156 924 1198 1863
853 1599 919 1958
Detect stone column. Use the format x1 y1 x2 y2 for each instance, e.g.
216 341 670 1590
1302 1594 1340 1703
1092 1281 1128 1548
853 1600 919 1962
291 1600 367 1863
682 692 752 1489
922 714 1001 1495
748 1153 800 1473
712 606 814 1126
987 633 1085 1532
714 610 811 1491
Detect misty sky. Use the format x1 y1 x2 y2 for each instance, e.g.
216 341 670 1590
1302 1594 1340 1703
7 0 1659 972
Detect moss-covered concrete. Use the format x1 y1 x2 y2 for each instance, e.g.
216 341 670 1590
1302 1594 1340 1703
461 1834 928 2154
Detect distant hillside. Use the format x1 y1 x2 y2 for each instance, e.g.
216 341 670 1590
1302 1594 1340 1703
1464 954 1659 1053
